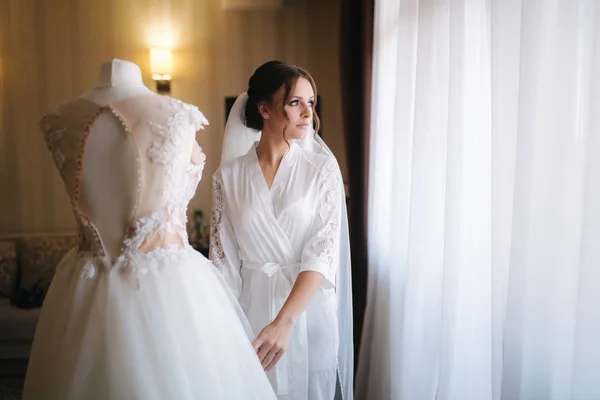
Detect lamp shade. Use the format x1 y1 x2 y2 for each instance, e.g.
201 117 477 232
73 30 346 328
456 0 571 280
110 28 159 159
150 47 172 80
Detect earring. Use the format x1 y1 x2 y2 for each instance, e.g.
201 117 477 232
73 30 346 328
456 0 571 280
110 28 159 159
265 114 270 119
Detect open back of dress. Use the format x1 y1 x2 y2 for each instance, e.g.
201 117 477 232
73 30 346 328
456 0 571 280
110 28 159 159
40 94 207 280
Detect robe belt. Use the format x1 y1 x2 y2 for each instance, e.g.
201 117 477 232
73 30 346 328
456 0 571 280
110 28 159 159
243 261 306 395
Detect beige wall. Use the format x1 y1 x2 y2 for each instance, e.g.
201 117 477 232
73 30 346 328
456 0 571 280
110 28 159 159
0 0 345 234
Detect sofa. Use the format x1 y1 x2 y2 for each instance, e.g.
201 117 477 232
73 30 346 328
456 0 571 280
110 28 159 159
0 233 77 372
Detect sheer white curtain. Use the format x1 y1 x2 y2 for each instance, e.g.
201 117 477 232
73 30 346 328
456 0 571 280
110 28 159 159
355 1 600 399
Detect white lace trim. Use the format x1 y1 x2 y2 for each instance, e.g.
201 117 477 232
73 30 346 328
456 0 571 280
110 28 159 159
316 158 341 265
148 98 208 195
210 178 226 271
149 112 188 165
76 244 187 290
157 97 209 130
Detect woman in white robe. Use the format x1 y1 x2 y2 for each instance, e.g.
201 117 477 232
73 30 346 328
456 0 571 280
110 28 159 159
210 61 353 400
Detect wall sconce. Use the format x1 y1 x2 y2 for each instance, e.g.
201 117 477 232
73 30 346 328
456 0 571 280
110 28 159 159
150 47 173 94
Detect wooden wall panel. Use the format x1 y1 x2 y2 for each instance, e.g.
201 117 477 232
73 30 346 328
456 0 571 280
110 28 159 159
0 0 344 233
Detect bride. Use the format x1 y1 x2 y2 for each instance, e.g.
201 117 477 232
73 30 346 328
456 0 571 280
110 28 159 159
210 61 353 400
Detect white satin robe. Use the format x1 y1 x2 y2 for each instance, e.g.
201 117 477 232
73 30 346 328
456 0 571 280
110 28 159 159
210 142 343 400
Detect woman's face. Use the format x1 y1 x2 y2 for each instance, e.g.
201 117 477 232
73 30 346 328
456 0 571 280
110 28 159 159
262 77 315 140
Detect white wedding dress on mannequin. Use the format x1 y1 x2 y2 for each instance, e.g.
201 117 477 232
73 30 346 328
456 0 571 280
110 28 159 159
22 60 276 400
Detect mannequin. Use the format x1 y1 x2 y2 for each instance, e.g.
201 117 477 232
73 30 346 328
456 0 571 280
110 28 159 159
79 59 157 261
79 59 154 105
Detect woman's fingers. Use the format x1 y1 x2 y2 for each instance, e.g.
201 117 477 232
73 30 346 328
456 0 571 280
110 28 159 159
257 341 272 363
252 333 264 353
253 324 286 365
262 348 278 369
265 350 284 372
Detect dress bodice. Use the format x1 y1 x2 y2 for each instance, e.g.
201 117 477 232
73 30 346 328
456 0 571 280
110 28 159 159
40 94 208 272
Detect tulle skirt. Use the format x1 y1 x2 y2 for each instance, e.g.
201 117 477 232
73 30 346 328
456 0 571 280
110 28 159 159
22 246 276 400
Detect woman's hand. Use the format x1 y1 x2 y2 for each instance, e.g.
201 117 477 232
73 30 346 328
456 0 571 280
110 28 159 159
252 271 324 371
252 318 294 371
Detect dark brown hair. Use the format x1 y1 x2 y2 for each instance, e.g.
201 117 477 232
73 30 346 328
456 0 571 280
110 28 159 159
244 61 320 138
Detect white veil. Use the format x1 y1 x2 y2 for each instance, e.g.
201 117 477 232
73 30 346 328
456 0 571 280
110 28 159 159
221 92 354 399
221 92 259 165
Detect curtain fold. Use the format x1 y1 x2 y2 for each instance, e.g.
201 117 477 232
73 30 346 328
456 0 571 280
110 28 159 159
339 0 374 363
357 1 600 399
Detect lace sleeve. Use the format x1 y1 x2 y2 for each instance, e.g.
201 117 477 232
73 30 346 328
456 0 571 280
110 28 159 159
210 175 243 297
300 158 343 288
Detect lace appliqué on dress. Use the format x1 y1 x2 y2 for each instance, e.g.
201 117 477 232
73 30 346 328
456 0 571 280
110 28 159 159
148 98 209 195
157 97 209 129
210 178 226 271
149 112 189 166
41 120 67 170
121 97 209 266
44 97 209 290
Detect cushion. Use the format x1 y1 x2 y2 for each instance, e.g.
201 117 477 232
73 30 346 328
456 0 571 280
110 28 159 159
17 235 77 293
0 241 18 298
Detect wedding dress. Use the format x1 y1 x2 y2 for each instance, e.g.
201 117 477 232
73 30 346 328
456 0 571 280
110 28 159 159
22 93 277 400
